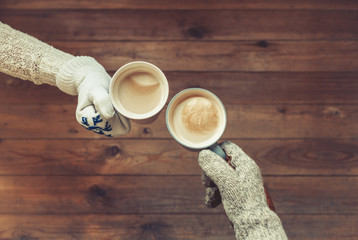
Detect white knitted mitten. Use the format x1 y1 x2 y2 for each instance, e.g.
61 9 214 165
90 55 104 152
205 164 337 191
0 22 130 137
56 56 130 137
198 141 287 240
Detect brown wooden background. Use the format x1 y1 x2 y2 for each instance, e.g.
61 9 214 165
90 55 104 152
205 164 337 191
1 1 358 239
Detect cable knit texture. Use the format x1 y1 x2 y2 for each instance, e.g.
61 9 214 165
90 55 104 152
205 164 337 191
198 141 288 240
0 21 74 86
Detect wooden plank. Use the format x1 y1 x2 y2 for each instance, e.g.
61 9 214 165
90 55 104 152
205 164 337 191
1 3 356 240
0 0 357 10
0 214 235 240
266 177 358 214
281 215 358 240
0 175 221 214
48 41 358 72
2 72 358 105
0 139 201 176
0 214 357 240
0 73 76 104
2 10 358 41
249 140 358 176
0 104 357 139
0 139 357 176
0 176 357 214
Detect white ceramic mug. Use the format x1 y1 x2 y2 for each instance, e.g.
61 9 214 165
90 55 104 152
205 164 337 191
110 61 169 124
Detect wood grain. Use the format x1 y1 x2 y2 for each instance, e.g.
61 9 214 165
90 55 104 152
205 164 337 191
2 71 358 105
0 104 356 139
0 214 357 240
266 177 358 214
2 10 358 41
0 73 75 104
0 214 235 240
282 215 358 240
0 0 357 10
0 175 220 214
0 139 357 176
0 176 356 215
47 41 358 72
1 1 357 239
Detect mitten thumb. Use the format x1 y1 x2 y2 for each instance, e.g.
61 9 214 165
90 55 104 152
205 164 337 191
89 85 115 119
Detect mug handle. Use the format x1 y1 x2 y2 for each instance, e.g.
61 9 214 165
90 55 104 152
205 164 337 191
210 143 227 160
209 142 276 212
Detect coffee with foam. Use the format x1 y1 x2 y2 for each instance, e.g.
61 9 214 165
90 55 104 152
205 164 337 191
110 61 169 124
118 72 162 114
166 88 226 149
181 97 219 133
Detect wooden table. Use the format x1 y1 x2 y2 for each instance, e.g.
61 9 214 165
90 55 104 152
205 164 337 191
0 1 358 239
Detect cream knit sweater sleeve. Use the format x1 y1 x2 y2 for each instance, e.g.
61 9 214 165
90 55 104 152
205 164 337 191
0 21 74 86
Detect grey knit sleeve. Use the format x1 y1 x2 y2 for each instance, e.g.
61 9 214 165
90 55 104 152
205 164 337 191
0 21 74 86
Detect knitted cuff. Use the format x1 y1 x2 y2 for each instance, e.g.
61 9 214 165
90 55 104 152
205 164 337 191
233 208 288 240
0 21 74 86
56 56 107 95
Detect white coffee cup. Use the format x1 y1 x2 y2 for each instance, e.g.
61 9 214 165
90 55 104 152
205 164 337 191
110 61 169 124
166 88 227 155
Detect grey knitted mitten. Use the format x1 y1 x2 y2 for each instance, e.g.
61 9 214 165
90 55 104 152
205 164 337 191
198 141 288 240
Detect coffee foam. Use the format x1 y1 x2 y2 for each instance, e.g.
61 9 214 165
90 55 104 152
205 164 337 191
181 97 219 133
126 72 160 95
118 71 162 114
171 95 222 146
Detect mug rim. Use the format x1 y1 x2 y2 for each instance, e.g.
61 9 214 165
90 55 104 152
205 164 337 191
110 61 169 120
166 88 227 150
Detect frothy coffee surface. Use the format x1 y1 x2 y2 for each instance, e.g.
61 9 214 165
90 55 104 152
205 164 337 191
181 97 219 133
118 72 161 114
172 96 220 144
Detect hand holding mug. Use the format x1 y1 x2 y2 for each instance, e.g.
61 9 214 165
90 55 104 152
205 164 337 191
165 88 227 207
166 88 275 211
